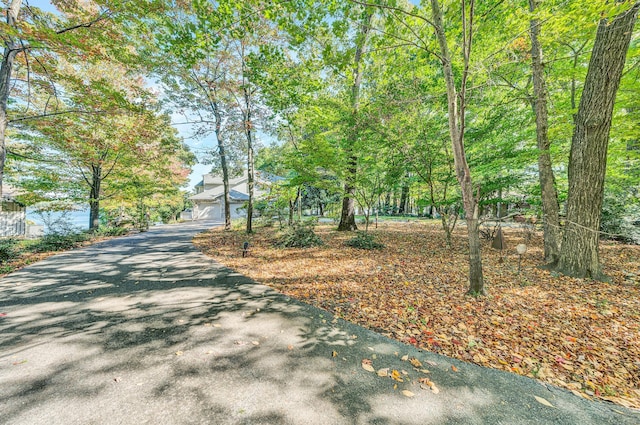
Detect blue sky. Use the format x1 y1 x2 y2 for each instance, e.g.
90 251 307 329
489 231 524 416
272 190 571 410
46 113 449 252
30 0 57 13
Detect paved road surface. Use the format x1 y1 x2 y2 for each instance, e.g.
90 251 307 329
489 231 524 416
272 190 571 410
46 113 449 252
1 221 638 424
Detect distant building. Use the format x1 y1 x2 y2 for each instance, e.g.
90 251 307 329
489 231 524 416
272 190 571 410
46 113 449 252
186 171 282 221
0 185 26 237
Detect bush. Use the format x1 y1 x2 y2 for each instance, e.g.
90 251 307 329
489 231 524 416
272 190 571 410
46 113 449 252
0 238 21 263
601 193 640 244
345 231 385 250
231 218 246 231
276 221 323 248
95 226 129 237
29 232 90 253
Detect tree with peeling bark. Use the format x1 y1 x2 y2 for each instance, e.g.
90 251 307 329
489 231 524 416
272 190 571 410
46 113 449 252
555 2 640 279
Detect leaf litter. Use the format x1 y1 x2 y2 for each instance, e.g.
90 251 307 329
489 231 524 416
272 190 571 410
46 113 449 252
194 222 640 409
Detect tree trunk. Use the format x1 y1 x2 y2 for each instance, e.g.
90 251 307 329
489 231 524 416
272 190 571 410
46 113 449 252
338 11 373 232
0 0 23 204
239 42 255 234
288 199 294 226
211 100 232 230
528 0 561 264
399 176 409 214
556 2 640 279
384 192 391 214
338 153 358 231
297 186 302 220
89 165 102 231
431 0 484 295
245 107 255 234
440 211 452 249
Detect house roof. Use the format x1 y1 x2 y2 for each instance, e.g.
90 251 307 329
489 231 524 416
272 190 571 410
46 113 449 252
202 173 248 187
189 188 249 202
200 171 285 188
255 170 286 184
229 190 250 201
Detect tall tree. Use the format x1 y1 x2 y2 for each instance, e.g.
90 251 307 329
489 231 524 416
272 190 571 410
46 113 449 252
161 46 237 230
528 0 561 264
0 0 22 200
430 0 485 294
337 10 373 231
556 2 640 279
236 39 258 234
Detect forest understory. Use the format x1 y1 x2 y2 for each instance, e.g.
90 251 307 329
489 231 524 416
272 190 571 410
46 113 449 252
193 221 640 409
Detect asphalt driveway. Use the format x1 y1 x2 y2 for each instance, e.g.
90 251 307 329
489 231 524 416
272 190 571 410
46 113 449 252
1 221 638 424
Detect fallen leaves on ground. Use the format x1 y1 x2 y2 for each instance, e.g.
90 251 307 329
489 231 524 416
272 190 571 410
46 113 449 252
419 377 440 394
361 358 375 372
409 357 423 368
534 395 555 408
193 221 640 409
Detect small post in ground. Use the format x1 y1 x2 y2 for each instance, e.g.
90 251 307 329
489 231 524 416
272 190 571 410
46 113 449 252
516 243 527 274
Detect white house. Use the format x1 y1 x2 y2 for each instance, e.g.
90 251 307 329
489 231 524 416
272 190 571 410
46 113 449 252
187 171 281 221
0 185 26 237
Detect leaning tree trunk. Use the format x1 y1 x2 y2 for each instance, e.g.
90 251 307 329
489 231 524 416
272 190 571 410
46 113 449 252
0 0 23 204
528 0 561 264
556 2 640 280
431 0 484 295
338 11 373 232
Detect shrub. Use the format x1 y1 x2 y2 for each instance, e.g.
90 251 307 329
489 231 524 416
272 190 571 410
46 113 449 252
601 193 640 244
0 238 21 263
29 232 90 253
231 219 245 231
345 231 385 250
95 226 129 237
276 221 323 248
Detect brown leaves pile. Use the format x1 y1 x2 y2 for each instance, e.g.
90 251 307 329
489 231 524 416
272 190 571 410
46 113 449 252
193 221 640 409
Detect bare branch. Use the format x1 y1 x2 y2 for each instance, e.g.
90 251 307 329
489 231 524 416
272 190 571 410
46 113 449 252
102 152 120 180
8 109 105 124
55 9 114 34
349 0 436 28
